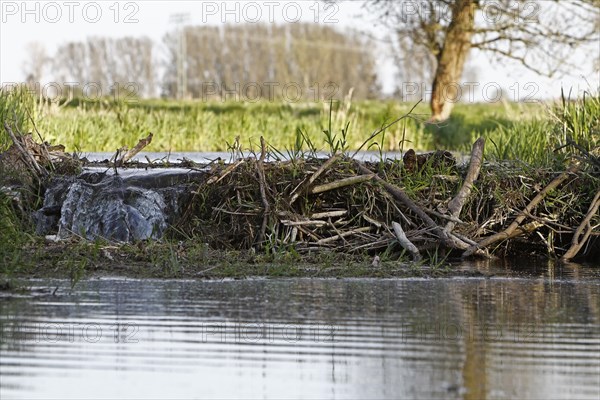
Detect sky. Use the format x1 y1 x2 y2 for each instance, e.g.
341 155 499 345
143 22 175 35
0 0 598 101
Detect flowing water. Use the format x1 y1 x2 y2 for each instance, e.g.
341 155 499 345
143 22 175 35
1 264 599 399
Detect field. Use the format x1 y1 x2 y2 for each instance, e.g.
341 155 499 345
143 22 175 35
9 95 567 163
3 88 597 167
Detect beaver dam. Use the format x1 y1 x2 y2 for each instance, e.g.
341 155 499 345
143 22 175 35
1 120 599 280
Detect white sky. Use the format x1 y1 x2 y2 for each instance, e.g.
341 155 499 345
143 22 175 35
0 0 598 101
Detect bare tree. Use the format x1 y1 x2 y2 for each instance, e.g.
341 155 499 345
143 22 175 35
22 42 50 85
54 36 156 98
367 0 599 121
163 23 380 100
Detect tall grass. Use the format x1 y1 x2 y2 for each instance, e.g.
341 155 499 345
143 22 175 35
0 87 38 276
0 192 30 275
483 93 599 167
0 85 36 150
553 91 599 153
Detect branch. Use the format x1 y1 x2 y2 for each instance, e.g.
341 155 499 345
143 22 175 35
445 137 485 234
357 161 474 251
463 164 580 257
392 221 421 262
289 154 340 205
311 174 374 195
561 190 600 261
255 136 270 246
118 132 153 166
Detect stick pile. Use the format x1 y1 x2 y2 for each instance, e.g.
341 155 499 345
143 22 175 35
183 137 599 262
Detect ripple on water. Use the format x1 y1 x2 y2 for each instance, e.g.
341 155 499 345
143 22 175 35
1 276 599 399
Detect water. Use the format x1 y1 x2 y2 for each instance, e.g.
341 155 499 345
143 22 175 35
1 275 599 399
83 150 446 164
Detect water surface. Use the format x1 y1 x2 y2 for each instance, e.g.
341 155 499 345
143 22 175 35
1 274 599 399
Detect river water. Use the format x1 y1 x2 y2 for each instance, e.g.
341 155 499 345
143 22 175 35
1 263 599 400
83 150 439 164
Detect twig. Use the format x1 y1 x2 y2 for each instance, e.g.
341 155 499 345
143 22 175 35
311 210 347 219
310 174 373 194
327 218 349 246
561 189 600 261
463 164 580 257
423 207 463 224
280 220 327 227
118 132 153 166
362 214 383 228
207 159 244 184
445 137 485 234
315 227 371 245
212 207 258 216
26 108 55 171
4 122 46 178
295 225 323 242
356 161 472 251
289 154 339 205
350 238 393 252
255 136 270 246
392 221 421 261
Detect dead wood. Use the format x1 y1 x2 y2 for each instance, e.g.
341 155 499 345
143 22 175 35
289 154 339 205
311 174 374 194
255 136 270 246
116 132 153 166
561 190 600 261
463 164 580 257
445 137 484 234
392 221 421 261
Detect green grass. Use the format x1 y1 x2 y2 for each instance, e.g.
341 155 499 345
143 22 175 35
0 85 36 150
484 93 599 167
3 87 597 169
0 87 37 279
31 97 548 156
0 191 33 277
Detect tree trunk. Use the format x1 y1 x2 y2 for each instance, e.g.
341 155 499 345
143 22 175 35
430 0 476 122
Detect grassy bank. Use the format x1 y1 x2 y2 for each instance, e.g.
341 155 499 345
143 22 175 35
1 88 599 285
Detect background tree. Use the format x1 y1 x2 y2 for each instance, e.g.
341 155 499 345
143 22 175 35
367 0 599 121
22 42 49 89
162 23 380 100
54 36 156 98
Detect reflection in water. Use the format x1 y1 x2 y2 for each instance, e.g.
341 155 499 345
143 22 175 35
1 277 599 399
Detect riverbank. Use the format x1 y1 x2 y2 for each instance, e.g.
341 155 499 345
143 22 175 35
1 147 598 286
1 89 598 285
